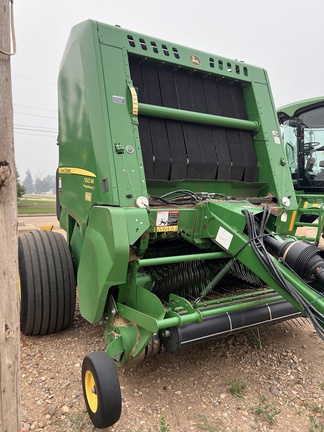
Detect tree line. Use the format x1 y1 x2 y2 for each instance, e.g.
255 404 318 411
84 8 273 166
18 169 56 197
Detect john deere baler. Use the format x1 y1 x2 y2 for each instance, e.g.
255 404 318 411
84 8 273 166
18 20 324 429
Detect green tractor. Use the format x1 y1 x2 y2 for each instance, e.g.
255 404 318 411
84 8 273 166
278 97 324 243
18 21 324 429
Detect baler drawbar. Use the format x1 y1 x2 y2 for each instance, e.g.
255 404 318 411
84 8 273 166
18 20 324 429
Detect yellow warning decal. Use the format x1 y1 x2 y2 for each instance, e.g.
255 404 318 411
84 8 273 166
156 226 178 233
288 210 297 232
303 201 320 209
59 167 97 178
85 192 92 202
155 211 179 232
129 86 138 115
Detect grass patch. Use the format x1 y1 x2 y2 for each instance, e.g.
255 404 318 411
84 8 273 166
53 412 85 432
195 414 227 432
18 195 56 215
252 397 280 425
227 377 247 399
303 402 324 415
309 415 324 432
159 415 170 432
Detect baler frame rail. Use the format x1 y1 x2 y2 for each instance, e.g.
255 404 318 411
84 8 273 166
138 102 260 132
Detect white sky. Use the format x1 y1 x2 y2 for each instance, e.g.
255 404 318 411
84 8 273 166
11 0 324 181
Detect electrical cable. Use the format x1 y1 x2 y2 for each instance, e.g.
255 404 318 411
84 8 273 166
12 75 56 85
15 131 57 139
149 190 232 206
149 189 200 206
14 104 57 113
160 189 201 201
242 208 324 341
14 111 58 120
150 195 197 205
14 126 57 133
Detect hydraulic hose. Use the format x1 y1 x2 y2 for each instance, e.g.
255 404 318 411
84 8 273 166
242 207 324 341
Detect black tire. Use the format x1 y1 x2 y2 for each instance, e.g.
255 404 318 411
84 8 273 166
18 230 76 336
82 352 122 429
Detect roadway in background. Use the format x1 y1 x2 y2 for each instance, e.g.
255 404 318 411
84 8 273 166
18 214 63 235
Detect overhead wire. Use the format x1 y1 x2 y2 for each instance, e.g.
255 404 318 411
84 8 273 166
14 111 57 120
15 131 57 139
14 104 57 113
15 123 57 130
14 127 57 134
12 74 56 86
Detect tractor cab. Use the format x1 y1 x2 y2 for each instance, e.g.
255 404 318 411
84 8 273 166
278 98 324 190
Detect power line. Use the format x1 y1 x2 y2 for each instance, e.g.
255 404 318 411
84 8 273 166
14 126 57 134
12 74 56 86
15 131 57 139
14 104 57 113
14 111 57 120
14 123 57 131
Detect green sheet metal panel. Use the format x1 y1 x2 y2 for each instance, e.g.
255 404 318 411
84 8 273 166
58 20 297 227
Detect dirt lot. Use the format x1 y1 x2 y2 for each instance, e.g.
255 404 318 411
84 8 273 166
20 217 324 432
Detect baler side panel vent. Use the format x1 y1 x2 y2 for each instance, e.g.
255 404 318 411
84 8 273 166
129 56 258 182
127 34 180 60
126 33 249 77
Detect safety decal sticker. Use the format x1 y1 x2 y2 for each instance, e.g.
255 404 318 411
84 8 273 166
58 177 62 194
215 226 233 250
272 131 281 144
129 86 138 115
85 192 92 202
156 211 179 232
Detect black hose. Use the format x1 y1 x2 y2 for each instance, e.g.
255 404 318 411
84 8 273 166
242 208 324 342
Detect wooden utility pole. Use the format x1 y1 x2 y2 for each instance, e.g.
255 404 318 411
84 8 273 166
0 0 21 430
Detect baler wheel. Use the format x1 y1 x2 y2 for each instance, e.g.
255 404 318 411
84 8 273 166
82 352 122 429
18 230 76 335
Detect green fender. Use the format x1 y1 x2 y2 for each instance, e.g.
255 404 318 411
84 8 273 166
77 205 149 323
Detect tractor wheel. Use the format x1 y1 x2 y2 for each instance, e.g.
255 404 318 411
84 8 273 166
18 230 76 336
82 352 122 429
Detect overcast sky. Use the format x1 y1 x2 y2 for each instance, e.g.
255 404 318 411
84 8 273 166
11 0 324 181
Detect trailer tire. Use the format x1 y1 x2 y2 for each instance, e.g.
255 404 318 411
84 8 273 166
82 352 122 429
18 230 76 336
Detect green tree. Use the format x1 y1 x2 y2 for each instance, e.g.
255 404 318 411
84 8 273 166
23 169 34 194
34 174 55 194
16 169 25 199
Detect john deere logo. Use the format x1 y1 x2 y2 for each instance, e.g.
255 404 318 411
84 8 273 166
189 54 201 66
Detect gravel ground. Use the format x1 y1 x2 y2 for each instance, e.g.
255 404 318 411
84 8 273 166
21 307 324 432
19 217 324 432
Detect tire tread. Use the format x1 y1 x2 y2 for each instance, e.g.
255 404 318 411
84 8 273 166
18 230 76 336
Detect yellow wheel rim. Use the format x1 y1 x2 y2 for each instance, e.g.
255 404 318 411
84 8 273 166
84 370 98 413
